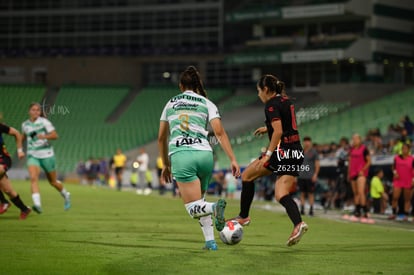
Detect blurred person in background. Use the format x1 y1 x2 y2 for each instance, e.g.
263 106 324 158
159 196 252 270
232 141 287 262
213 170 225 197
401 115 413 139
298 136 320 216
224 168 238 199
156 154 166 195
392 128 411 155
370 168 388 214
76 159 87 185
112 148 127 191
86 157 100 186
98 157 109 186
346 133 372 223
389 143 413 220
136 147 151 195
328 137 349 210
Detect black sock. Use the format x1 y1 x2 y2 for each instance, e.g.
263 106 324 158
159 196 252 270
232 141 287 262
354 204 361 216
239 181 255 218
279 195 302 226
10 195 28 212
392 208 397 215
362 205 368 215
0 191 9 204
309 205 314 213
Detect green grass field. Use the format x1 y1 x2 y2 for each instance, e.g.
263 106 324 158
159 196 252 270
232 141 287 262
1 181 413 275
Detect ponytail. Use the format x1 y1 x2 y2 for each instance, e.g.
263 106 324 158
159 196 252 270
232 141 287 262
179 66 208 98
257 74 286 95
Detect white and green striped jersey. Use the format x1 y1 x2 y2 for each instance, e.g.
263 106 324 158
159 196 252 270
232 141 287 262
160 90 220 156
22 117 55 159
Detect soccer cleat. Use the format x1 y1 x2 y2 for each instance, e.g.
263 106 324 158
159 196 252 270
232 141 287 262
227 216 251 226
360 213 375 224
387 214 396 220
286 221 308 247
213 199 227 231
202 240 218 251
360 217 375 224
341 214 350 220
143 188 152 196
20 207 31 220
396 214 407 222
349 215 360 222
64 193 71 211
32 205 43 214
0 203 11 214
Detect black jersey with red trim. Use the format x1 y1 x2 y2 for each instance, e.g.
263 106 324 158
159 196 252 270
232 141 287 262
0 123 10 157
264 95 300 145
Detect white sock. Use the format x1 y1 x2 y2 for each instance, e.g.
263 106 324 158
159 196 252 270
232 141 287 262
199 215 215 242
184 199 214 218
32 193 41 207
60 188 69 199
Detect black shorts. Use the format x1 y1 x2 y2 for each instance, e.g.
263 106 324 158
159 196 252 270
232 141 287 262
115 167 123 175
0 154 11 172
263 143 304 177
297 178 315 193
372 198 381 214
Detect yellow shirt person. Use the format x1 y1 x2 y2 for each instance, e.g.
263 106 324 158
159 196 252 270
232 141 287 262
112 148 127 191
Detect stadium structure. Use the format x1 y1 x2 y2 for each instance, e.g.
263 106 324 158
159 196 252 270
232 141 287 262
0 0 413 180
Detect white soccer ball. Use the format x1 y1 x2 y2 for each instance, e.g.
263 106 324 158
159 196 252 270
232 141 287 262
219 220 243 245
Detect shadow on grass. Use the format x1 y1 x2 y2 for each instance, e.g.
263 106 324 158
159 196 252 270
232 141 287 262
63 239 203 252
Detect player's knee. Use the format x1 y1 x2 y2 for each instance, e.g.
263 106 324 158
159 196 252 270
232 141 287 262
241 170 255 182
275 192 284 202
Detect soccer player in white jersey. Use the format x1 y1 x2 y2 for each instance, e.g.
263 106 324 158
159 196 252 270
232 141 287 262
21 102 71 213
158 66 240 251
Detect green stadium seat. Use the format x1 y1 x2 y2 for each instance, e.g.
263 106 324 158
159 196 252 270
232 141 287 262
0 84 45 158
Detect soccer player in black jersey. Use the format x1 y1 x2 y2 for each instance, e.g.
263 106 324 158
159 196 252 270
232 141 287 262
230 74 308 246
0 123 31 219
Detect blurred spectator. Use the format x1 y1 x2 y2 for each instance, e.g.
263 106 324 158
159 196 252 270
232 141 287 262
348 133 371 222
212 170 225 197
366 129 384 155
136 148 151 195
401 115 413 138
130 169 138 188
370 168 388 214
76 160 87 184
98 157 109 186
224 168 238 199
392 129 412 155
389 143 413 220
383 124 400 147
156 154 166 195
298 136 320 216
112 148 127 191
85 157 99 186
326 137 349 210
